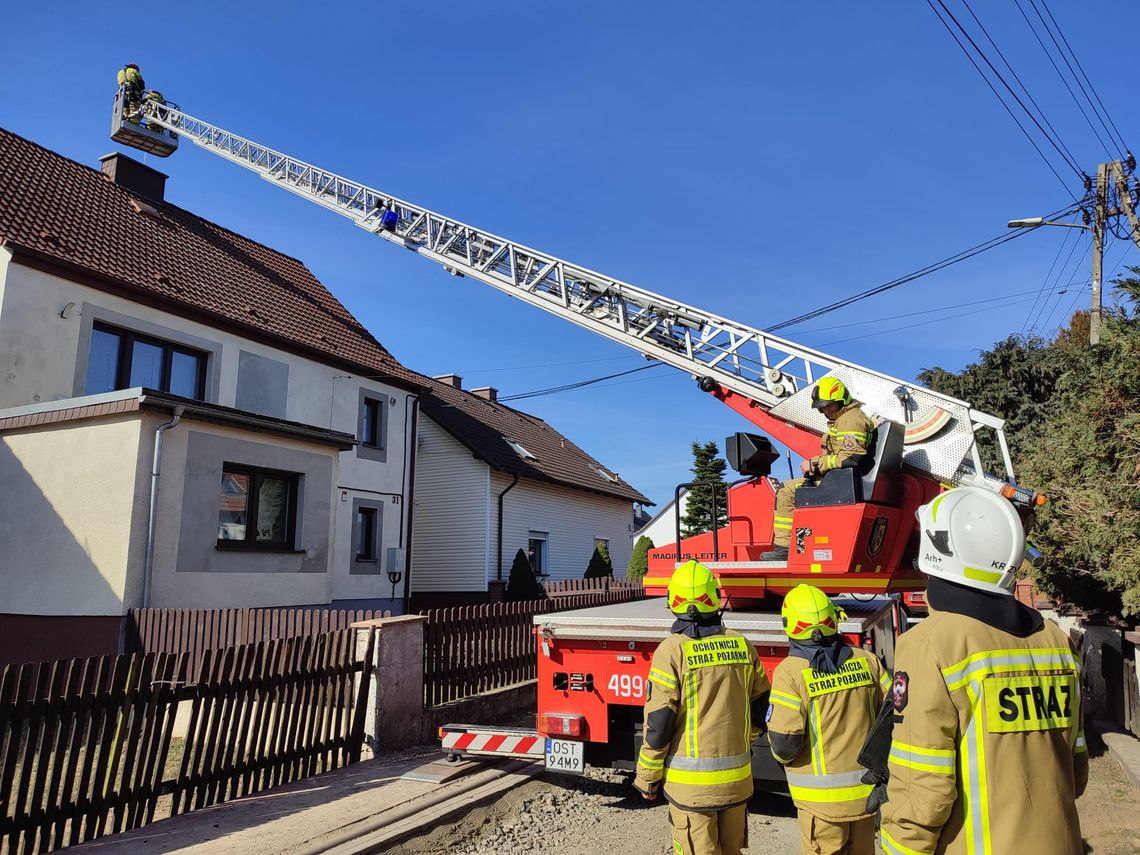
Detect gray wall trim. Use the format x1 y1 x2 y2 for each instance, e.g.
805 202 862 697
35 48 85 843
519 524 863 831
355 387 389 463
350 498 385 575
177 430 333 574
236 351 290 419
73 302 223 402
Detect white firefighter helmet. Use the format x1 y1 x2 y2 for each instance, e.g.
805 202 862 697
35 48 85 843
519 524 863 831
915 486 1025 595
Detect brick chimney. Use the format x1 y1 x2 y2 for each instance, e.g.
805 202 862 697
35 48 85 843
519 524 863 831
99 153 168 201
433 374 463 389
471 387 498 402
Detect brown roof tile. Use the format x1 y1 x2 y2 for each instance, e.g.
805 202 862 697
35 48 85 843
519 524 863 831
415 377 652 505
0 127 414 387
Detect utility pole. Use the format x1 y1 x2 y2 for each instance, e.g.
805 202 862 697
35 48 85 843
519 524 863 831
1090 163 1106 345
1012 157 1140 346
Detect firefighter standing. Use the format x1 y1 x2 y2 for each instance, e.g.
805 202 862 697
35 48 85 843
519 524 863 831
879 486 1087 855
635 560 771 855
767 584 888 855
116 64 145 121
761 378 874 561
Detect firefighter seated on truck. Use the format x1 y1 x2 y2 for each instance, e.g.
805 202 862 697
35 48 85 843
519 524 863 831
634 560 771 855
762 378 875 561
767 584 888 855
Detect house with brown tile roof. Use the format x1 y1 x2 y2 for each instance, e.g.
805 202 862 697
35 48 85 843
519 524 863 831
409 375 651 607
0 127 421 663
0 126 651 653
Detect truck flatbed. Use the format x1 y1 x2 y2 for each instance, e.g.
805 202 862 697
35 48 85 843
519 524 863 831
534 596 897 646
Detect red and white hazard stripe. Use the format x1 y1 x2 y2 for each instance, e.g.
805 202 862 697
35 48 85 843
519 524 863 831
440 727 545 758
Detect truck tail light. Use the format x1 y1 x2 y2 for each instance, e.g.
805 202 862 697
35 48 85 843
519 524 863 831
542 712 584 737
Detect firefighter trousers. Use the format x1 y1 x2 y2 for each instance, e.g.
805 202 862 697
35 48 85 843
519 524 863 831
668 804 747 855
773 479 804 549
796 812 875 855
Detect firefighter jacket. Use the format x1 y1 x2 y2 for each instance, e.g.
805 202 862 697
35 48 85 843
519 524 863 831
634 627 771 811
117 67 144 90
810 403 874 476
768 645 889 822
879 600 1087 855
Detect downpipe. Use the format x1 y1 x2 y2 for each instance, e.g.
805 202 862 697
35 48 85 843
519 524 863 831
496 474 520 581
142 406 184 609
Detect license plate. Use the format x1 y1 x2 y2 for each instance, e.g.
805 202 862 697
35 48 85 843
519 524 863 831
544 738 585 775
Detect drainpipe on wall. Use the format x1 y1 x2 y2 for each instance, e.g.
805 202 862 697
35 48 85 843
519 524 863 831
401 394 419 610
142 405 184 609
496 473 519 581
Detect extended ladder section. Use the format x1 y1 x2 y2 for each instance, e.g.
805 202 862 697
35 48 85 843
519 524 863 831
137 100 1017 489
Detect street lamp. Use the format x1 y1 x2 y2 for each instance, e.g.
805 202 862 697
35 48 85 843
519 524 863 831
1007 217 1089 231
1007 213 1101 344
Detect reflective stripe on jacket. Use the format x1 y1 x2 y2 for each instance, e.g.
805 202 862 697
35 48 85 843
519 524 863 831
635 628 771 810
880 610 1087 855
767 646 887 821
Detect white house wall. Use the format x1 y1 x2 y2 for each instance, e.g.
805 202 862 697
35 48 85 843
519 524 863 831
409 416 489 592
490 471 635 583
0 255 414 606
0 416 148 616
636 490 689 551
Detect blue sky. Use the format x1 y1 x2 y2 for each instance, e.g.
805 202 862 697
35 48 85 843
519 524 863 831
2 2 1134 508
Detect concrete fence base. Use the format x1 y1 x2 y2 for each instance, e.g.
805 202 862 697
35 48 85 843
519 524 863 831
353 614 428 755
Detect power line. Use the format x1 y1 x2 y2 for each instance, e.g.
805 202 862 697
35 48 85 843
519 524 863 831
497 362 666 402
925 0 1084 192
1031 231 1088 332
819 291 1073 347
1020 214 1078 334
456 354 636 374
769 205 1075 332
795 285 1083 335
958 0 1084 175
1034 0 1130 155
1012 0 1116 161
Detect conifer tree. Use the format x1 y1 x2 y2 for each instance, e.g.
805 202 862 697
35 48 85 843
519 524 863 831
627 535 654 581
680 441 728 537
506 547 546 601
584 543 614 578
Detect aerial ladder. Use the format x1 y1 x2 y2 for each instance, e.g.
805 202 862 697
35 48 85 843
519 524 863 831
113 90 1043 605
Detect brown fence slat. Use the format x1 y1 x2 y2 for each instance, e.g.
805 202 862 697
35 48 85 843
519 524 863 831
2 626 367 855
419 583 646 708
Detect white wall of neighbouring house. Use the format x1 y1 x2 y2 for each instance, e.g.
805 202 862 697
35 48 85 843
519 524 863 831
491 471 635 584
636 489 689 552
0 415 149 616
0 256 415 607
409 417 490 593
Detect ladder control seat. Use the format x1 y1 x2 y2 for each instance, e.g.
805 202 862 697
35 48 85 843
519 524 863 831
794 420 904 508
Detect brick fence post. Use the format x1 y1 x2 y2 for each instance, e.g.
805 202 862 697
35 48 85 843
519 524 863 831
352 614 428 754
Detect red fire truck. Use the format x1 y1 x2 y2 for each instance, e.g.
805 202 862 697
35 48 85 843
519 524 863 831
116 90 1042 781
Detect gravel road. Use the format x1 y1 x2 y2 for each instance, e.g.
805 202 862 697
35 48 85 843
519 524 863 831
386 739 1137 855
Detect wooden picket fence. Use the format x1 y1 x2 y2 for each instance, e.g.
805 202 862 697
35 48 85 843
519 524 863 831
421 580 644 707
122 607 387 681
0 629 370 854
